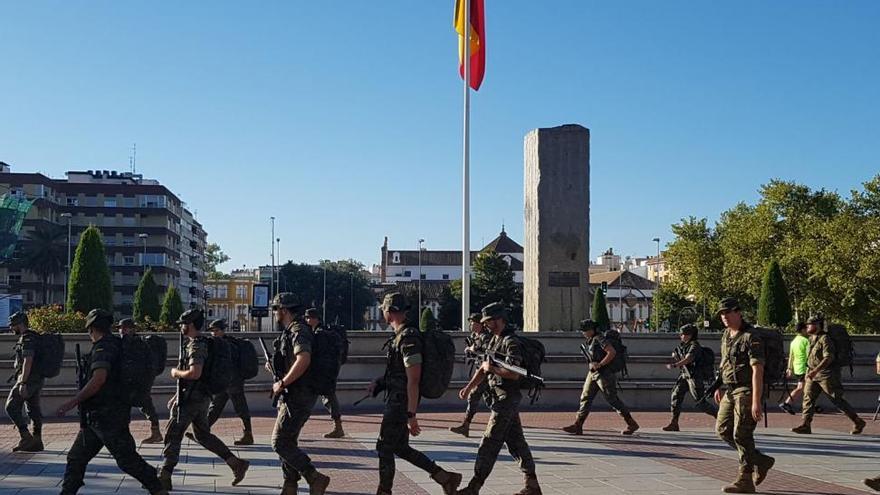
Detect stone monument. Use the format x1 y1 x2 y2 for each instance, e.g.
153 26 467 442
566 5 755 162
523 124 590 331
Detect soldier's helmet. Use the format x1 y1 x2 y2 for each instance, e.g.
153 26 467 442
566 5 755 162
480 302 507 323
380 292 409 313
8 311 28 327
271 292 301 311
679 324 698 337
85 309 114 330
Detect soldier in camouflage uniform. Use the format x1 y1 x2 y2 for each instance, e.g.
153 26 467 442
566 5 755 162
205 319 254 445
450 313 490 438
562 319 639 436
369 292 461 495
269 293 331 495
791 315 865 435
5 311 44 453
116 318 163 444
714 298 775 493
456 302 540 495
662 324 717 432
304 308 346 439
57 309 167 495
159 309 250 492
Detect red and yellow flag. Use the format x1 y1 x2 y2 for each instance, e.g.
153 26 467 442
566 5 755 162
454 0 486 91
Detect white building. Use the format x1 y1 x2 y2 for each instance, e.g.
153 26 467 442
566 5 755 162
589 270 657 333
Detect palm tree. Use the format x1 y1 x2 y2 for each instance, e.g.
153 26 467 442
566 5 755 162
21 224 66 304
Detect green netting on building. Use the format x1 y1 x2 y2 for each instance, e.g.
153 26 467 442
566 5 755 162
0 195 33 260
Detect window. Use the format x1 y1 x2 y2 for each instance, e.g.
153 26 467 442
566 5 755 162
84 196 97 207
122 216 136 227
104 237 116 246
140 195 167 208
403 270 411 277
66 197 79 206
104 198 117 207
122 237 136 246
216 285 228 298
420 274 426 280
8 274 21 286
236 285 247 299
102 216 116 227
442 274 449 280
142 253 166 266
122 197 136 208
392 252 400 263
124 255 135 265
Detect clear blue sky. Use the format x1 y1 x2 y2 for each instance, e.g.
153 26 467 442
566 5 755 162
1 1 878 272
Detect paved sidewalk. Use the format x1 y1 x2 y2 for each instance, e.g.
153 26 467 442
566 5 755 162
1 411 877 494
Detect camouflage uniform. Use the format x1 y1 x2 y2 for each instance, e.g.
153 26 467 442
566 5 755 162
575 334 634 421
161 336 236 474
134 374 160 427
800 332 863 428
670 340 716 417
272 320 323 486
315 324 342 421
206 335 252 433
5 329 44 440
61 330 163 494
463 329 491 423
715 323 774 476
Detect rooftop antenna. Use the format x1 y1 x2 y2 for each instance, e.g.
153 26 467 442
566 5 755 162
129 143 137 174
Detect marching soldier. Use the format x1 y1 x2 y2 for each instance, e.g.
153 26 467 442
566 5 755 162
57 309 167 495
269 293 331 495
5 311 44 453
368 292 461 495
456 302 541 495
714 298 775 493
116 318 163 444
562 319 639 436
159 309 250 492
304 307 346 439
204 319 254 445
450 313 490 438
791 315 866 435
662 324 717 432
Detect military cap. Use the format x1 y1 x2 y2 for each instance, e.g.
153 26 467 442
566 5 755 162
8 311 28 326
468 312 482 323
380 292 409 312
85 309 113 330
271 292 301 310
176 308 204 325
716 297 741 314
480 302 507 323
679 324 699 336
304 308 321 319
579 319 597 332
806 315 825 326
114 318 135 329
208 319 227 330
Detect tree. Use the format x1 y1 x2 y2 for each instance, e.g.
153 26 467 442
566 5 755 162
20 224 66 305
591 289 610 331
160 284 185 327
205 243 230 280
652 285 691 331
437 284 461 330
419 307 437 332
756 259 793 329
276 259 374 329
67 225 113 313
471 251 523 327
133 267 161 322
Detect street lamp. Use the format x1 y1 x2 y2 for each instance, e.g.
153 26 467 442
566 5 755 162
322 265 327 322
138 233 149 272
276 237 281 294
270 217 275 297
417 239 425 313
652 237 661 332
349 272 354 330
60 213 72 307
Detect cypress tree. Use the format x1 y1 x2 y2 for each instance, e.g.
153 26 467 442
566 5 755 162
591 288 611 331
67 225 113 313
419 306 437 332
133 267 161 322
159 283 185 327
757 259 793 328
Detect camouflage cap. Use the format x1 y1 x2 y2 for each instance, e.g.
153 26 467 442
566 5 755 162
304 308 320 319
8 311 27 326
679 324 698 336
380 292 409 313
271 292 301 310
468 312 482 323
480 302 507 323
114 318 135 329
806 315 825 326
716 297 741 314
208 319 227 330
85 309 113 330
579 319 597 332
176 308 204 325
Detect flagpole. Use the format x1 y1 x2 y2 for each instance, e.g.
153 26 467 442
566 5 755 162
461 0 471 331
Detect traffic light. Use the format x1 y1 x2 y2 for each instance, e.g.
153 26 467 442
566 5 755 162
600 281 608 294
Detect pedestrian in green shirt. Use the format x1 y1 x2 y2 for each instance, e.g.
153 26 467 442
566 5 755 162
779 322 809 415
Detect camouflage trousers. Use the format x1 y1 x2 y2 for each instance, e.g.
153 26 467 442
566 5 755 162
62 407 163 494
716 388 772 473
4 377 43 434
802 374 860 424
376 392 438 492
207 381 252 429
469 392 536 489
272 392 319 484
162 391 233 473
576 370 631 419
321 391 342 420
132 375 159 427
670 375 716 416
463 381 489 423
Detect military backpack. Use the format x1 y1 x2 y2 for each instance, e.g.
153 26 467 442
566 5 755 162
119 334 154 406
201 336 234 394
694 345 716 379
418 327 456 399
228 336 259 380
304 328 343 395
35 332 65 379
826 323 855 375
603 329 629 376
143 334 168 377
747 326 785 385
513 333 546 401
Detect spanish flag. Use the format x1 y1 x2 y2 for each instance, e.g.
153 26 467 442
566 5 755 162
454 0 486 91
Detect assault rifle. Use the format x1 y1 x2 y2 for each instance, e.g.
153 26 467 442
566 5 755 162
258 337 289 417
174 332 184 422
74 344 87 443
671 348 695 380
697 373 723 405
464 348 544 385
873 393 879 421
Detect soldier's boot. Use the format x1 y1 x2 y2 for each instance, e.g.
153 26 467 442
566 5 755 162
621 412 640 436
754 455 775 486
431 467 463 495
158 468 173 492
449 419 471 438
455 481 480 495
791 422 812 434
142 424 164 444
12 429 34 453
375 489 392 495
851 417 866 435
305 470 330 495
722 471 756 494
863 476 880 492
280 482 298 495
562 416 585 435
513 475 543 495
31 430 44 452
15 431 43 453
226 456 250 486
235 429 254 446
323 419 345 439
149 489 170 495
662 413 680 432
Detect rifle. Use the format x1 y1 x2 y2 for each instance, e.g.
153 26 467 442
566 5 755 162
353 381 384 407
872 393 879 422
74 344 87 441
697 373 723 405
174 332 184 423
464 349 544 385
258 337 289 417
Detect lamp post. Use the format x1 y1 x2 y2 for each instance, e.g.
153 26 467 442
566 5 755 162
322 265 327 322
60 213 72 307
417 239 425 313
349 272 354 330
270 217 275 298
138 233 149 272
276 237 281 293
652 237 661 332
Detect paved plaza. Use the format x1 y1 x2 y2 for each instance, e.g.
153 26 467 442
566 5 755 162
1 411 877 495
